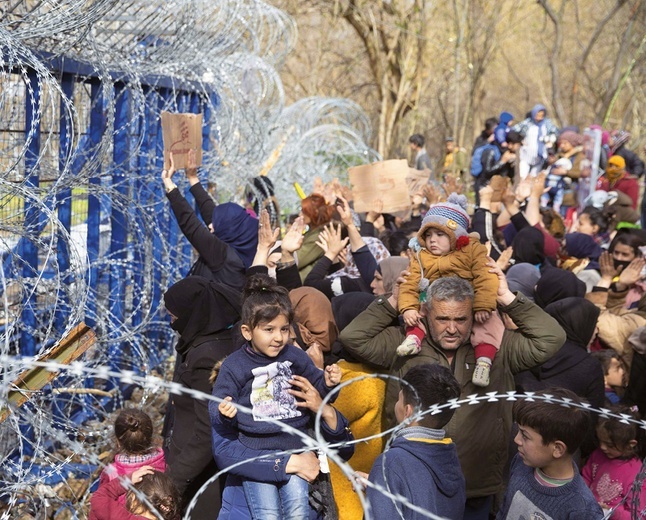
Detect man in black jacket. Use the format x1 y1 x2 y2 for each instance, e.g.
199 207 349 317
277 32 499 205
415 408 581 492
480 130 524 183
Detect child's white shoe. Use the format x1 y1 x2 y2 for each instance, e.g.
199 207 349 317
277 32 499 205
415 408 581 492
472 360 491 387
396 335 421 356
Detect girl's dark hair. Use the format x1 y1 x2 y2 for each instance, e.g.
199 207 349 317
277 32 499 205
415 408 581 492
300 194 336 228
126 471 180 520
609 231 646 256
380 230 409 256
241 274 294 330
114 409 154 455
580 206 608 234
598 405 644 459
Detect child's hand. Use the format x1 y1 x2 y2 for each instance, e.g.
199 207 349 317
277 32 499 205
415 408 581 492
474 310 491 324
403 309 422 327
325 364 342 387
131 466 154 484
218 396 237 419
351 471 369 492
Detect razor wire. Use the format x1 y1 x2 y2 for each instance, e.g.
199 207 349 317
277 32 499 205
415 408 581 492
2 357 645 519
0 0 379 517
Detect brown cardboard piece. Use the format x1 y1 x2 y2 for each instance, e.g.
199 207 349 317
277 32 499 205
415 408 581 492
490 175 509 202
407 168 431 196
161 112 203 170
349 159 412 213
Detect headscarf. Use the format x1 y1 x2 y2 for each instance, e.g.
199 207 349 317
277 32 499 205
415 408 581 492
545 297 600 347
511 227 545 266
164 276 242 355
610 130 631 155
505 263 541 301
563 232 601 270
289 287 338 352
499 111 514 125
558 130 584 148
211 203 259 269
331 292 376 333
531 104 547 125
534 267 586 309
605 155 626 183
589 125 610 147
377 257 410 294
328 237 390 280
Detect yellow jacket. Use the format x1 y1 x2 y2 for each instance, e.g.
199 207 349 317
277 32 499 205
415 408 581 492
399 237 498 313
329 361 386 520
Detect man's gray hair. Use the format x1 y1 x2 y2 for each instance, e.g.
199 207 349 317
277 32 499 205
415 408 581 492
426 277 474 303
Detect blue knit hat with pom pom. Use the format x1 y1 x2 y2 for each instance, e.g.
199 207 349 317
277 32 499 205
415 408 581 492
415 193 470 250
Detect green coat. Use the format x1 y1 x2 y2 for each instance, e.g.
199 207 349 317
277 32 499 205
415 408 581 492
297 227 325 282
339 293 565 499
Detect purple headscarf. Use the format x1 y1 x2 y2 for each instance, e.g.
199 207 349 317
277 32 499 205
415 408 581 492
211 203 259 269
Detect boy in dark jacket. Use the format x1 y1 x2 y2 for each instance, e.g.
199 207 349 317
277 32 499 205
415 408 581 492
362 364 466 520
497 388 603 520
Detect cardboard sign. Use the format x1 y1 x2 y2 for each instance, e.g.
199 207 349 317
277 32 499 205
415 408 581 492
490 175 509 202
161 112 203 170
407 168 431 196
349 159 412 213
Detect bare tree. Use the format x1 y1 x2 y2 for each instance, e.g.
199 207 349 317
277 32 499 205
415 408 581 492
335 0 432 158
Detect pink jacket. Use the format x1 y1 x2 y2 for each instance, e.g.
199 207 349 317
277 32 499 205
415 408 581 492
100 448 166 485
90 448 166 520
90 478 148 520
582 448 645 520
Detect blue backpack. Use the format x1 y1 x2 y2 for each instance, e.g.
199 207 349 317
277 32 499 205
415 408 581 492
470 143 501 177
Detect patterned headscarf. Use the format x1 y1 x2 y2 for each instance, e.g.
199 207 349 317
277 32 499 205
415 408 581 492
611 130 631 155
558 130 584 148
327 237 390 280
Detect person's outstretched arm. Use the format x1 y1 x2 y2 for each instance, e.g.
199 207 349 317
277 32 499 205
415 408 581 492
488 259 566 373
162 152 229 270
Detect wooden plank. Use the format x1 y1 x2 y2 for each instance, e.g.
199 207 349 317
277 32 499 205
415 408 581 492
0 323 97 424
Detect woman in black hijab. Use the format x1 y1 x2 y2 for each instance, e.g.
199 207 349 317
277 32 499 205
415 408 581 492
533 266 586 309
515 297 605 409
162 276 242 515
511 227 546 266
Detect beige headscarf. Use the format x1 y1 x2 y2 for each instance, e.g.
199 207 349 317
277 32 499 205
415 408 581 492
289 287 339 352
378 257 410 294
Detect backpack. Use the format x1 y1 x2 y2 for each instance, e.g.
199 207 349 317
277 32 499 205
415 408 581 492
470 143 501 177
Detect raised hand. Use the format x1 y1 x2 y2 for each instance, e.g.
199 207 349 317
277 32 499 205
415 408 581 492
186 148 199 184
422 184 440 205
281 216 305 254
617 257 646 289
257 210 280 251
598 251 617 282
316 223 349 261
131 466 155 484
366 199 383 224
496 246 513 272
336 196 354 227
161 152 178 191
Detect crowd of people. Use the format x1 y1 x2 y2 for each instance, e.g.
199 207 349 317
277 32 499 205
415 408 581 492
88 108 646 520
